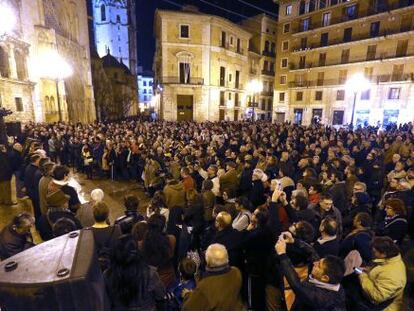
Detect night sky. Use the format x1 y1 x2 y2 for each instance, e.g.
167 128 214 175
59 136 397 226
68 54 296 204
136 0 278 72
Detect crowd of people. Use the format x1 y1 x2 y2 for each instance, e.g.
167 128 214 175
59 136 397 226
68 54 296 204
0 119 414 311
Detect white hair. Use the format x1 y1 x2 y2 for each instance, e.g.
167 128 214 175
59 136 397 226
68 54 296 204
91 189 104 202
205 244 229 268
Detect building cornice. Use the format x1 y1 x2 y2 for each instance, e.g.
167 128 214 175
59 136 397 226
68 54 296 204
289 55 414 73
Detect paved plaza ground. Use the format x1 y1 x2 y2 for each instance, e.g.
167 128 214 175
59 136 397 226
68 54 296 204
0 171 150 243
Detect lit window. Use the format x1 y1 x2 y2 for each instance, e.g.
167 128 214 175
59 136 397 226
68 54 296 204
361 89 370 100
180 25 189 38
388 88 401 100
286 4 292 16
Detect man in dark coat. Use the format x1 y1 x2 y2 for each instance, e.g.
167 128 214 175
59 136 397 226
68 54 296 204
24 153 43 227
0 213 35 260
211 211 244 269
0 144 14 205
276 236 346 311
328 171 348 214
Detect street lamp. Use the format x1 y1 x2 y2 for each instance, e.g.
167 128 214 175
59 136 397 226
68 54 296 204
345 73 370 127
246 79 263 121
36 51 73 122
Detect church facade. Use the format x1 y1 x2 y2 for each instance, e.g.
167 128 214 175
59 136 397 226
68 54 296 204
0 0 96 123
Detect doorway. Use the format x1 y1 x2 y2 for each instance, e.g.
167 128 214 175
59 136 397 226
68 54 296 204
176 95 193 121
293 108 303 125
275 112 285 123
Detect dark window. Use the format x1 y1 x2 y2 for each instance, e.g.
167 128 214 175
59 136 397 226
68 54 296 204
235 92 239 107
331 0 338 4
299 56 306 69
319 53 326 66
283 23 290 33
370 21 380 37
320 33 328 47
220 91 225 106
309 0 316 12
299 1 305 15
315 91 323 101
333 110 344 125
279 92 285 102
336 90 345 101
319 0 326 9
301 37 308 49
101 4 106 21
235 70 240 89
180 25 189 38
281 58 288 68
221 31 226 47
296 91 303 101
317 72 324 86
220 67 226 86
341 49 350 64
396 39 408 57
116 15 121 23
367 45 377 60
265 41 270 52
15 97 23 111
343 28 353 42
237 38 241 53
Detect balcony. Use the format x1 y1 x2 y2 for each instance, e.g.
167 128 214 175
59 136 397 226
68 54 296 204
287 74 414 89
161 77 204 85
289 52 414 72
262 50 276 58
293 3 414 36
261 69 275 76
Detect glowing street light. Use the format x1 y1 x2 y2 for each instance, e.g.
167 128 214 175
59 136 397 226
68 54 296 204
36 51 73 121
0 3 16 36
345 73 371 127
246 79 263 121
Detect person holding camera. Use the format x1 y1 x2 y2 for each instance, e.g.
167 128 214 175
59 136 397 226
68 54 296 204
275 233 346 311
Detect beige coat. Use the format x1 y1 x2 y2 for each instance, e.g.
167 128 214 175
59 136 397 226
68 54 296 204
359 254 406 311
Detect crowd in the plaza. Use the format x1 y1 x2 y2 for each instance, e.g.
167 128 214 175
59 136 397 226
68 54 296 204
0 119 414 311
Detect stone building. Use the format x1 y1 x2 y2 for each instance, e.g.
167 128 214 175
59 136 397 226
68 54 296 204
90 0 138 75
242 14 277 121
153 6 252 122
0 0 96 123
137 72 154 113
275 0 414 126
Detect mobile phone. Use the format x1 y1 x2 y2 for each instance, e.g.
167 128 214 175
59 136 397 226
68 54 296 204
354 267 363 274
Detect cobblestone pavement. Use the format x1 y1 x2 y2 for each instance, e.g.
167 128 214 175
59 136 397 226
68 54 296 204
0 172 150 243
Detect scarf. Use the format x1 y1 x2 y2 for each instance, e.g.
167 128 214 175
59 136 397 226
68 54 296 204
308 275 340 292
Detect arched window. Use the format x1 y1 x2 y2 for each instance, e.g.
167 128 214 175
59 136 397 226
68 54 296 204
50 96 56 112
101 4 106 21
0 46 10 78
44 96 50 114
15 49 27 80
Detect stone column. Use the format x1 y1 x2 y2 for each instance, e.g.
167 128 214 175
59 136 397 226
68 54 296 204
7 43 18 79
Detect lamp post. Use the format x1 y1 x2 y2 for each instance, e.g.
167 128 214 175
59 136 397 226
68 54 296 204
36 51 73 122
246 79 263 121
345 73 371 127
